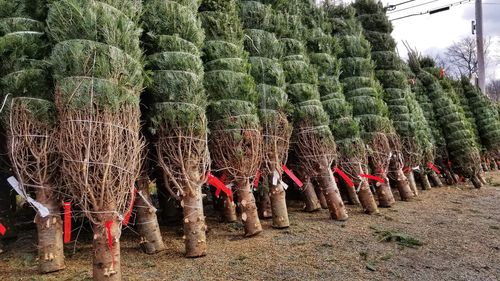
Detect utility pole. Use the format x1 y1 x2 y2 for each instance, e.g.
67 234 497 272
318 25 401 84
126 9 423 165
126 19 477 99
476 0 486 91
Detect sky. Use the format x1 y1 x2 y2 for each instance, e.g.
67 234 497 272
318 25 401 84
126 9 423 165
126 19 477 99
323 0 500 81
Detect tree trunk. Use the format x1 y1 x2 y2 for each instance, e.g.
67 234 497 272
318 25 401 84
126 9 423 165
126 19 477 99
406 171 418 196
428 171 444 187
340 179 360 205
418 172 431 190
490 159 498 170
181 182 207 258
235 179 262 237
258 191 272 219
478 173 487 185
471 175 483 189
222 195 237 222
313 180 328 209
315 165 348 221
391 168 414 201
35 195 65 273
373 170 395 208
268 175 289 229
482 162 489 171
356 178 379 214
300 177 321 212
136 177 165 255
443 169 455 185
93 221 121 281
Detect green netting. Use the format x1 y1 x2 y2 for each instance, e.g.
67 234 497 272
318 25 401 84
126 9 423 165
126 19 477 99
0 17 44 35
207 98 258 122
282 60 317 84
204 70 256 103
339 35 371 58
249 56 285 86
142 0 203 48
56 76 139 109
243 29 282 59
148 70 205 106
340 57 374 79
202 40 244 62
256 84 288 111
50 39 143 90
47 0 142 59
199 10 243 45
205 57 248 73
286 83 320 104
147 51 203 75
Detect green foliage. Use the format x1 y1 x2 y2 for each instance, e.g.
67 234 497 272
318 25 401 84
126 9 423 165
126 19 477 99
149 102 207 134
238 0 274 32
243 29 282 59
249 57 285 87
282 60 317 85
200 10 243 45
204 70 256 103
363 30 396 52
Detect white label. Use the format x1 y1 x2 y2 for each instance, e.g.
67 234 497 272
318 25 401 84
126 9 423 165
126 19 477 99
280 180 289 190
8 176 49 217
272 170 279 185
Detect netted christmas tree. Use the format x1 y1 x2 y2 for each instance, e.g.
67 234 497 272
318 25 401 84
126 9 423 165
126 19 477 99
461 78 500 166
303 5 378 214
324 3 396 207
200 0 263 237
352 0 417 199
239 0 291 228
407 52 483 188
47 0 144 279
266 0 348 221
0 0 66 273
142 0 208 257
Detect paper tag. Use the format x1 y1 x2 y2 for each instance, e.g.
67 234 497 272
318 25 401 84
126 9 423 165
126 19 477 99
412 166 420 171
7 176 24 197
272 170 279 185
8 176 50 217
280 180 289 190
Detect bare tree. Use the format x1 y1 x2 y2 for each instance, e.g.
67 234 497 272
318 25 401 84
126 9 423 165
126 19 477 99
445 36 491 78
487 80 500 102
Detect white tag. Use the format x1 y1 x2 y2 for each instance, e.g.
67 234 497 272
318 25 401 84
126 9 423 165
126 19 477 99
272 170 279 185
7 176 24 197
8 176 49 217
412 166 420 171
27 197 50 217
280 180 288 190
138 190 157 212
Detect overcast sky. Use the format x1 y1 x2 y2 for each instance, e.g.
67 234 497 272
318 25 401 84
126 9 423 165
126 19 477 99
329 0 500 81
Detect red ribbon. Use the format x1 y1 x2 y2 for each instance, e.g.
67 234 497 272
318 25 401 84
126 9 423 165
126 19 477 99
427 162 441 174
122 187 137 226
0 223 6 236
334 167 354 188
459 176 465 182
63 202 71 243
104 220 115 267
403 166 411 173
220 172 228 184
360 174 385 183
207 172 233 201
253 170 261 188
281 164 303 188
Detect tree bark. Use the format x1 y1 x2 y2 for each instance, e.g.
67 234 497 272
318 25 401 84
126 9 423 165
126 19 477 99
222 195 237 222
428 171 444 187
258 191 272 219
92 221 121 281
315 165 348 221
418 172 432 190
390 167 414 201
443 169 455 185
481 162 489 172
406 171 418 197
356 178 379 214
478 173 487 185
300 177 321 212
471 175 483 189
268 175 289 229
136 177 165 255
236 179 262 237
35 195 65 273
373 170 395 208
313 180 328 209
490 159 498 170
181 183 207 258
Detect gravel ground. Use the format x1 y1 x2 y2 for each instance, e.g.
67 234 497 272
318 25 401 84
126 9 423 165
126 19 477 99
1 172 499 281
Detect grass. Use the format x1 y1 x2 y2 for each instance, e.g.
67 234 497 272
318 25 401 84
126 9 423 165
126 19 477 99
371 226 424 248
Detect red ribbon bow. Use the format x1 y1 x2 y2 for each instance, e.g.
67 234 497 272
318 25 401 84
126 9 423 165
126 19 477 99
207 172 233 201
427 162 441 174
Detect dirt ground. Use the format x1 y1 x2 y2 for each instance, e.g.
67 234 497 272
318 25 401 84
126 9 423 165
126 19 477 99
1 173 500 281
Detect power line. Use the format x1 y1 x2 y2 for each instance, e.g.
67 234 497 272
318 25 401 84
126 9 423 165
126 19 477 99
387 0 440 14
386 0 418 11
390 0 473 21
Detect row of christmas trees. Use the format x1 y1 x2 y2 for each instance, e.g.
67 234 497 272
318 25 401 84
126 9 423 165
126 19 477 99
1 0 499 280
